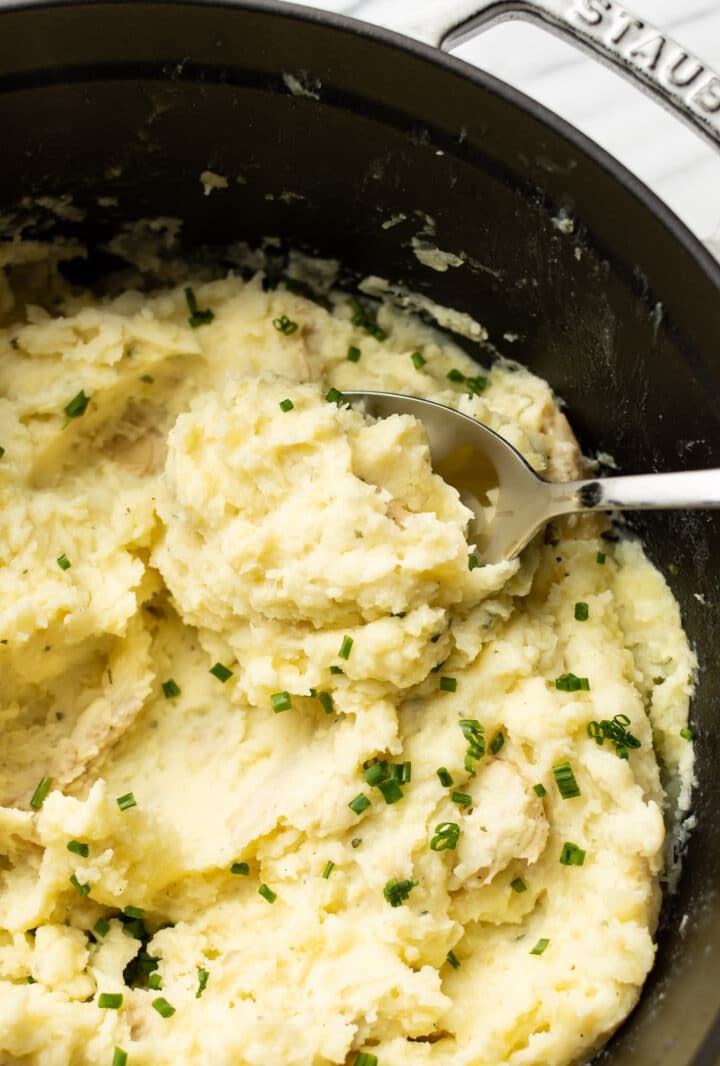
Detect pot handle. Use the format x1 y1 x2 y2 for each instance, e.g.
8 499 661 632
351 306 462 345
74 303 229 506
372 0 720 152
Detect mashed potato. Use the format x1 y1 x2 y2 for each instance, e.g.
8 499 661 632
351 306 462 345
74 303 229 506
0 249 695 1066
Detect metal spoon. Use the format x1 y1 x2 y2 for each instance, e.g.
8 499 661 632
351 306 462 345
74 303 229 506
343 390 720 565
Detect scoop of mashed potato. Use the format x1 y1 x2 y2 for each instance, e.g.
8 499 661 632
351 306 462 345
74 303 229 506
0 251 695 1066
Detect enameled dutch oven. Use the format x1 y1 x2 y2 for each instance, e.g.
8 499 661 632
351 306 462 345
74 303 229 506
0 0 719 1061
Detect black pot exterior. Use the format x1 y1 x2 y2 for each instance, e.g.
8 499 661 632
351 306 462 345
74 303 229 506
0 2 719 1062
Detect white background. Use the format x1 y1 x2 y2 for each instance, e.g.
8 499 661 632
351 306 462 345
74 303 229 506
285 0 720 249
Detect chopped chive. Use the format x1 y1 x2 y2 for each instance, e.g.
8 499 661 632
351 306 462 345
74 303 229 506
430 821 460 852
316 691 334 714
148 972 163 990
116 792 137 811
668 562 678 575
574 602 589 621
490 731 505 755
162 679 181 699
325 387 344 405
447 368 465 382
26 976 36 984
94 917 111 938
64 390 90 419
98 993 123 1009
355 1054 378 1066
112 1050 128 1066
348 297 386 340
231 861 250 875
123 906 144 919
330 665 344 675
553 761 581 799
511 877 527 893
439 676 457 692
152 996 176 1018
347 345 361 362
530 938 550 956
281 275 330 308
363 761 388 786
446 950 461 970
383 877 418 908
411 351 426 369
459 719 486 772
680 727 694 741
273 314 299 335
338 635 353 660
555 672 590 692
391 761 412 784
30 777 52 810
351 837 362 848
271 691 292 713
465 375 487 397
560 842 586 866
209 662 233 683
378 779 403 805
258 884 277 904
533 783 547 798
279 398 294 412
140 374 154 384
185 287 214 327
322 860 335 879
451 791 472 807
67 840 89 858
586 715 641 757
69 874 90 896
436 767 453 787
56 554 72 571
468 554 480 571
349 793 371 815
196 966 209 999
596 551 606 565
0 446 4 458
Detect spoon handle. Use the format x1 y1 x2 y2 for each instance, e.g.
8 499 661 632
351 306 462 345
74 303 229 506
549 469 720 514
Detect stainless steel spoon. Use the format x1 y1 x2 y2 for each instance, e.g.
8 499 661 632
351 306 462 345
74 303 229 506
343 390 720 565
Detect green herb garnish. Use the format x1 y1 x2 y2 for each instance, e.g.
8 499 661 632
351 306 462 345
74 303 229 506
555 672 590 692
231 862 249 875
468 554 480 571
436 767 453 787
490 731 505 755
349 793 371 815
451 791 472 807
64 390 90 419
325 387 344 405
162 679 181 699
152 996 176 1018
322 860 335 879
209 662 233 683
273 314 298 335
94 917 111 938
378 779 403 805
30 777 52 810
271 691 292 713
196 966 209 999
70 874 90 896
56 554 72 571
553 761 581 799
430 822 460 851
338 635 353 660
446 950 460 969
67 840 89 858
596 551 606 564
112 1050 128 1066
530 938 550 956
560 842 586 866
511 877 527 893
533 783 547 797
258 884 277 904
411 351 426 369
98 993 123 1009
347 345 361 362
185 287 214 327
680 727 694 741
383 877 418 908
279 398 294 412
116 792 137 811
439 676 457 692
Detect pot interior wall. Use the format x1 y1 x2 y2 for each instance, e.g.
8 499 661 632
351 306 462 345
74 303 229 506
1 2 719 1062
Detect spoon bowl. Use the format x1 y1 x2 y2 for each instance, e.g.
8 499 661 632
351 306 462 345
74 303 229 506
343 390 720 565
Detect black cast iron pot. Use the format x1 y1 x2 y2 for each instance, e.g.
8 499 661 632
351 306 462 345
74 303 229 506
0 1 719 1062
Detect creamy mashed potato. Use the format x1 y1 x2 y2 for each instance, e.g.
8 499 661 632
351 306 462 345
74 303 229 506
0 247 695 1066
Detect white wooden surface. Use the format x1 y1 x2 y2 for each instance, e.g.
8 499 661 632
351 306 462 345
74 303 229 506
285 0 720 250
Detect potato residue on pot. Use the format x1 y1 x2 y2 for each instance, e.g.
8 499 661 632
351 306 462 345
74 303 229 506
0 246 695 1066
